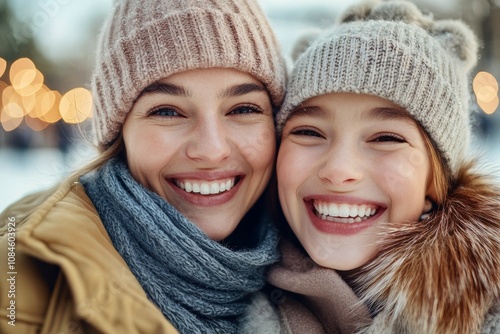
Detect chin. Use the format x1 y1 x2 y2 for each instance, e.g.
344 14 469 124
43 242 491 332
200 224 238 241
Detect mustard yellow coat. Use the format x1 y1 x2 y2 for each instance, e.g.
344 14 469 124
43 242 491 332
0 180 179 333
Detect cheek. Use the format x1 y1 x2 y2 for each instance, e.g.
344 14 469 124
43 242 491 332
276 143 314 215
123 124 173 184
376 150 430 221
277 144 299 193
235 124 276 171
377 150 430 196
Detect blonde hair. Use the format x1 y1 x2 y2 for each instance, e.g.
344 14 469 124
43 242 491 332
67 134 125 182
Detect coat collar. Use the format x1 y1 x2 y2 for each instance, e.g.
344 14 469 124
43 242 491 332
13 180 178 333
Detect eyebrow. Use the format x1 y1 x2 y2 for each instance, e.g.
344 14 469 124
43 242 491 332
137 82 266 100
138 82 191 98
366 107 414 122
219 83 267 98
286 105 414 124
286 105 329 123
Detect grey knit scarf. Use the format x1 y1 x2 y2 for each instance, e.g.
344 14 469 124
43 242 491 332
81 158 279 334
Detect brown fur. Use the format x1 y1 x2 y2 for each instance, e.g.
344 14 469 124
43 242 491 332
355 161 500 333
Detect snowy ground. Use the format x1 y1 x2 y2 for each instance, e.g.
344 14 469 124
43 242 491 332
1 135 499 213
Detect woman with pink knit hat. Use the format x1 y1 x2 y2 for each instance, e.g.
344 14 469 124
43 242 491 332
0 0 286 333
240 0 500 333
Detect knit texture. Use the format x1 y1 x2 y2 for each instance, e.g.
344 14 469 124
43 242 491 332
277 0 478 175
91 0 286 147
81 158 280 334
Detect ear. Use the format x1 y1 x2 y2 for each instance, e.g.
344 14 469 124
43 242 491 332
425 183 438 204
424 166 440 204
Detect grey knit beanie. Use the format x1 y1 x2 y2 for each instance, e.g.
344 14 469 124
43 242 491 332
277 0 478 175
91 0 286 147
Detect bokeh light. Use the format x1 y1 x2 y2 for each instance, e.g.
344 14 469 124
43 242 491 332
473 71 499 114
59 87 93 124
12 69 44 97
9 58 36 84
2 86 25 117
0 58 6 78
25 114 49 132
39 90 62 123
0 58 92 131
1 104 23 132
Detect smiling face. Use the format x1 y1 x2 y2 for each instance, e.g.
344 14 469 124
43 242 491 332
277 93 433 270
122 68 276 240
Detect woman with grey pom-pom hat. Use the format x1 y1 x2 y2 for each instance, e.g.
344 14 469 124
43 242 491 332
240 0 500 333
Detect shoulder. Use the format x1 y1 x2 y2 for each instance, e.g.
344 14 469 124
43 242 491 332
0 178 97 234
239 291 286 334
0 180 98 330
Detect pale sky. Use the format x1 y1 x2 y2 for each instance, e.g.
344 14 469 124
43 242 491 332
6 0 459 62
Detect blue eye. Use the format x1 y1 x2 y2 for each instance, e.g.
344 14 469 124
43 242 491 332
229 105 262 115
149 107 180 117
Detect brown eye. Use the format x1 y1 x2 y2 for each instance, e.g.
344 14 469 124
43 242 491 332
372 133 406 143
290 128 323 138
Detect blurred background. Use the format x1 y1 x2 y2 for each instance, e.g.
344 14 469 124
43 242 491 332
1 0 499 212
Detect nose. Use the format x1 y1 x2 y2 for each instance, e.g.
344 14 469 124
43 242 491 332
318 140 364 186
186 116 232 164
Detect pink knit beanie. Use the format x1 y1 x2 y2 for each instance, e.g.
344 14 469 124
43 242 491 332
91 0 286 147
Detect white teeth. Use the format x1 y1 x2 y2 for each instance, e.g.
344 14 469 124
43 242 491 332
349 206 358 218
358 205 366 217
328 205 338 217
175 178 236 195
200 183 210 195
339 204 349 218
313 201 378 223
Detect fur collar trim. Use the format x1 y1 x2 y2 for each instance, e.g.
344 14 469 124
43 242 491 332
355 161 500 333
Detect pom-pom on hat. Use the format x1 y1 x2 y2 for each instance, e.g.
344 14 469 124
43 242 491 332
277 0 478 175
91 0 286 148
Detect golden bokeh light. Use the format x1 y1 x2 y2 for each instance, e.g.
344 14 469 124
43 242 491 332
0 81 8 102
25 85 50 118
22 85 50 116
473 71 499 92
473 71 498 114
1 106 23 131
39 90 62 123
477 95 499 115
9 58 36 85
0 58 6 78
2 86 26 117
2 103 24 119
0 58 93 131
59 88 93 124
12 69 44 97
475 86 497 103
25 114 49 132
